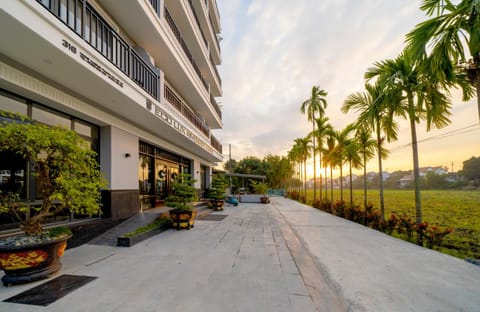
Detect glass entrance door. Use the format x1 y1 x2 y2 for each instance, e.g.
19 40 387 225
154 160 180 202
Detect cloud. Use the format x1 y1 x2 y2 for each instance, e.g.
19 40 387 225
216 0 480 170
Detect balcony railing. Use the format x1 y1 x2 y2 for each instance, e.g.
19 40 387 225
210 134 222 154
164 85 209 137
37 0 160 100
164 7 209 93
210 94 221 119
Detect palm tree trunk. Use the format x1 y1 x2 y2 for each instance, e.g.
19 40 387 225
408 95 422 245
340 165 344 202
349 161 353 207
325 165 328 206
330 166 334 210
319 153 323 205
363 151 367 225
304 158 307 203
376 125 385 220
313 122 317 203
476 79 480 124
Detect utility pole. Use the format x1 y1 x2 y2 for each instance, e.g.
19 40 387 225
229 144 232 193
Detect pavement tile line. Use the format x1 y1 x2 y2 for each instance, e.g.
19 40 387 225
268 202 352 312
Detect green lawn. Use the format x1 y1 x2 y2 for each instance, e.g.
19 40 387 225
303 189 480 259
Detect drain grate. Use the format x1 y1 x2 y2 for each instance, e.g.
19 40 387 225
197 214 228 221
4 274 97 306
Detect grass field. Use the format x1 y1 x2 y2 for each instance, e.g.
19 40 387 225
302 189 480 259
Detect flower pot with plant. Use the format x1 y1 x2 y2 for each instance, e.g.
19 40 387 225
208 175 228 211
166 173 197 230
250 180 270 204
0 113 106 286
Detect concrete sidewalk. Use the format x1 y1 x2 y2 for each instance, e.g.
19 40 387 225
272 197 480 311
0 197 479 311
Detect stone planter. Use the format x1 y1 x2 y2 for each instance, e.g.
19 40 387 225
117 226 168 247
260 196 270 204
211 199 225 211
0 234 72 287
169 209 197 230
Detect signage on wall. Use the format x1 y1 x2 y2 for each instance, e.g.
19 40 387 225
61 39 124 88
155 106 216 155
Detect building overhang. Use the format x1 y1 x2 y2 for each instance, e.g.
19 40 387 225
0 1 222 163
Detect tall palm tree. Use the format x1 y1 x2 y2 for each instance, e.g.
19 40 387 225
311 116 332 205
365 51 453 242
344 138 362 207
293 137 312 202
342 82 400 219
323 133 337 209
301 86 328 203
288 144 302 195
331 124 355 202
406 0 478 122
353 124 377 222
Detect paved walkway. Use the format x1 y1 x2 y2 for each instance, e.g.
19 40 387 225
0 197 479 311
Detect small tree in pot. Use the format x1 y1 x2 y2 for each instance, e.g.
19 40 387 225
250 180 270 204
208 175 228 211
166 173 197 230
0 112 106 286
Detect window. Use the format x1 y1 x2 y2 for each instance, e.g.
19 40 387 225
0 91 28 115
32 105 71 128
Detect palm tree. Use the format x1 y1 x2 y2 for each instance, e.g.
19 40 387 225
301 86 328 203
293 137 312 202
344 138 362 207
311 116 332 205
287 144 302 195
365 51 453 242
342 82 399 219
331 124 355 202
323 132 337 209
353 124 377 223
406 0 478 122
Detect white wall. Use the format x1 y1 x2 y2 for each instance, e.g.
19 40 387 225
100 126 139 190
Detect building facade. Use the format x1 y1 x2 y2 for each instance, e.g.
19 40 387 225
0 0 222 224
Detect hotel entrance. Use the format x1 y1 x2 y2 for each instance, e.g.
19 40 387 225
139 141 191 209
154 159 179 202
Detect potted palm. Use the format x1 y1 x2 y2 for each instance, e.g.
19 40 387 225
250 180 270 204
208 175 227 211
166 173 197 230
0 113 105 286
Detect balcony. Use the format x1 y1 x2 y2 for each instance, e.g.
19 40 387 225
37 0 160 101
164 84 209 137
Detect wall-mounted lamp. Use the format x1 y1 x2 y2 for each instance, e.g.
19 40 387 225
124 153 131 158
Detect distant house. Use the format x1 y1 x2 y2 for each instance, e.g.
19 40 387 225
399 167 449 188
419 166 448 176
399 175 414 188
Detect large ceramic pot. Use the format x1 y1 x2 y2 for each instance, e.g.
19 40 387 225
211 199 224 211
0 234 72 286
169 209 197 230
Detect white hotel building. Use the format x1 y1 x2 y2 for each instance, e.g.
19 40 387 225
0 0 223 225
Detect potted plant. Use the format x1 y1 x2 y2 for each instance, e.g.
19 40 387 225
166 173 197 230
0 113 105 286
250 180 270 204
208 175 228 211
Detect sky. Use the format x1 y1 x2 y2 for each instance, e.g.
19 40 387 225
213 0 480 176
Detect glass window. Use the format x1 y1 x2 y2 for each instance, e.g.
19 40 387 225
32 105 71 128
74 120 93 137
0 91 28 115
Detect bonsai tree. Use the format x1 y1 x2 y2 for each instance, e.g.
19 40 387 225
0 113 106 236
208 175 228 201
165 173 196 211
250 180 268 196
208 175 228 210
250 180 270 203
